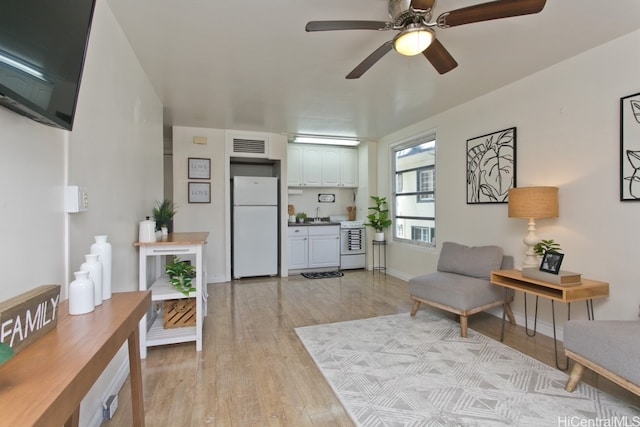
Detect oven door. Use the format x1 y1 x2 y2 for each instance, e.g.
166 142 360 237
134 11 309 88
340 228 365 255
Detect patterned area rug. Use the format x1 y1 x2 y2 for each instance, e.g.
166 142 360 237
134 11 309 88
301 271 344 279
295 311 640 426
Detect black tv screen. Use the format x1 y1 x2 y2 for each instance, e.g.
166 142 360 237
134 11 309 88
0 0 97 131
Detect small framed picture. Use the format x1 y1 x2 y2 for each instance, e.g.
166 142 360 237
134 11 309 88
540 251 564 274
188 157 210 180
188 182 211 203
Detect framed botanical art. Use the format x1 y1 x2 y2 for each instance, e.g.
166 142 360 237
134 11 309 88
188 157 211 180
620 91 640 201
188 182 211 203
466 127 517 204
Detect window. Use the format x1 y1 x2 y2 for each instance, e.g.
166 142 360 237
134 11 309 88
392 134 436 246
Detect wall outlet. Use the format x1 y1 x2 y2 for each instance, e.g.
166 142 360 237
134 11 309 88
103 394 118 421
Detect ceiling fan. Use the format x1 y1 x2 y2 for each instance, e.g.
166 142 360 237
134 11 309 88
305 0 547 79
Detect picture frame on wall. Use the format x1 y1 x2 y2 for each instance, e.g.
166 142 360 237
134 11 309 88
188 157 211 180
620 91 640 201
466 127 517 204
188 182 211 203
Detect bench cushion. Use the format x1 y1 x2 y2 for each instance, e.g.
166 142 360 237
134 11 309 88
437 242 504 279
564 320 640 386
409 271 511 311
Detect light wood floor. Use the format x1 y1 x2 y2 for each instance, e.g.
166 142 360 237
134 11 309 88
105 270 640 426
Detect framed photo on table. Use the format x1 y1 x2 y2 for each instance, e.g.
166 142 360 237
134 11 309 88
188 157 210 180
188 182 211 203
540 251 564 274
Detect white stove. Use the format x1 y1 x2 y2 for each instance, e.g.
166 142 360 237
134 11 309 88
339 221 366 269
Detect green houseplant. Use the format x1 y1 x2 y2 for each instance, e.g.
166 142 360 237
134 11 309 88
296 212 307 223
533 239 562 257
365 196 392 241
153 199 176 232
165 257 196 296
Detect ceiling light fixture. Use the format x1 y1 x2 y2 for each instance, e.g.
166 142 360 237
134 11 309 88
393 24 434 57
293 136 360 147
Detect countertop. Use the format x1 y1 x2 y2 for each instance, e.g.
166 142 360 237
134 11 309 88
288 221 341 227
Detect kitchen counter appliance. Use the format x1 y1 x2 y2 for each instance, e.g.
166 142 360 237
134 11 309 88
340 221 366 269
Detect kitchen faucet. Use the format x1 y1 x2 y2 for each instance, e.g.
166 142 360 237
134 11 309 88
315 207 320 221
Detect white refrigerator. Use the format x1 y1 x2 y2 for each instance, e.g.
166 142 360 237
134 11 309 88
233 176 279 278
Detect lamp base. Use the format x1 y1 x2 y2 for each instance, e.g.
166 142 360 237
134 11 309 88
522 218 540 268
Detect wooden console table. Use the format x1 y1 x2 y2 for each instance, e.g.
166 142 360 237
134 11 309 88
491 269 609 370
0 291 151 427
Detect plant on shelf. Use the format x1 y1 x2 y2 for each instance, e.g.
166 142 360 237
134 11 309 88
165 257 196 296
533 239 562 257
365 196 392 241
153 199 177 232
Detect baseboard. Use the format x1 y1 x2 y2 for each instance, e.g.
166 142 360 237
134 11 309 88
85 355 130 427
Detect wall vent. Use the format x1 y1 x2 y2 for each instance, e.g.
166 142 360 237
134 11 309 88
233 138 266 154
227 132 271 158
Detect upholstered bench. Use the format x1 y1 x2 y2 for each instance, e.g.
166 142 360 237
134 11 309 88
564 320 640 396
409 241 515 337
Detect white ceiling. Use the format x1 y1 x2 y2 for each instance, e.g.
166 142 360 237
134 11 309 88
106 0 640 141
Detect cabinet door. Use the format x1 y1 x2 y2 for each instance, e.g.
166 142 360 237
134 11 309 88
308 234 340 268
288 236 308 269
287 145 303 186
339 148 358 187
321 147 340 186
302 146 322 186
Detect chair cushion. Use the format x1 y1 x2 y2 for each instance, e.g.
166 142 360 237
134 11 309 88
409 272 511 311
564 320 640 386
437 242 504 279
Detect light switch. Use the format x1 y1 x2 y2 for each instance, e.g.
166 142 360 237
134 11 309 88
65 186 89 213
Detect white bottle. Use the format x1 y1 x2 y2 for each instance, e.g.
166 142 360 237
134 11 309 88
91 235 112 300
80 253 103 306
69 271 95 315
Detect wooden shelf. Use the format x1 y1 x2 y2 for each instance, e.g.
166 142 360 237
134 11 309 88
491 269 609 303
150 275 196 301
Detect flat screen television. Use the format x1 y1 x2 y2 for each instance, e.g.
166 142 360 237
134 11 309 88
0 0 97 131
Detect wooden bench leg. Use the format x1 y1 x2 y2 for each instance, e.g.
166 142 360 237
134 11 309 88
505 302 516 325
410 300 420 317
460 315 468 338
565 362 585 392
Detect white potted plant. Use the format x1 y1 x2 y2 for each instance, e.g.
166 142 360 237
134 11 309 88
365 196 392 241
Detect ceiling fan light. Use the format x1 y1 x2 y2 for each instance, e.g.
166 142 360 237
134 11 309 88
393 25 434 56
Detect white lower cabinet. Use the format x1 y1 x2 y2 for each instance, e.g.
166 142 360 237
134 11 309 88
288 225 340 271
287 226 308 270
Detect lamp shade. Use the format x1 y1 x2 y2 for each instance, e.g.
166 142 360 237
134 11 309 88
508 186 559 219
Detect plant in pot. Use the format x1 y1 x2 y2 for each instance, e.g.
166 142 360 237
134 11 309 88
153 199 176 233
533 239 562 257
165 257 196 296
296 212 307 223
365 196 392 241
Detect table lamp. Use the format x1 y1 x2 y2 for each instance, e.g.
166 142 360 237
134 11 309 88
508 186 559 268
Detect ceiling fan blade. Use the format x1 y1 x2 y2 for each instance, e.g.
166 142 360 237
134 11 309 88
437 0 546 28
410 0 436 11
306 20 391 32
346 41 394 79
422 39 458 74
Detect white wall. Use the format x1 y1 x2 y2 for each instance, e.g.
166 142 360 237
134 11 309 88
0 0 163 425
378 30 640 329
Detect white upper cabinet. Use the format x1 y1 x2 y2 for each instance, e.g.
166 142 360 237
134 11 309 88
287 144 358 188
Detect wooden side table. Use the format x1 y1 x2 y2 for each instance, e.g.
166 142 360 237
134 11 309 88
491 269 609 370
0 291 151 427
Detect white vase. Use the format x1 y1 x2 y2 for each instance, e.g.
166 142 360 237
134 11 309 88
374 232 385 241
91 235 112 300
69 271 95 315
81 253 103 306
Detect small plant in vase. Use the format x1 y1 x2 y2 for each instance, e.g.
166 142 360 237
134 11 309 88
533 239 562 257
165 257 196 296
153 199 177 233
365 196 392 241
296 212 307 223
